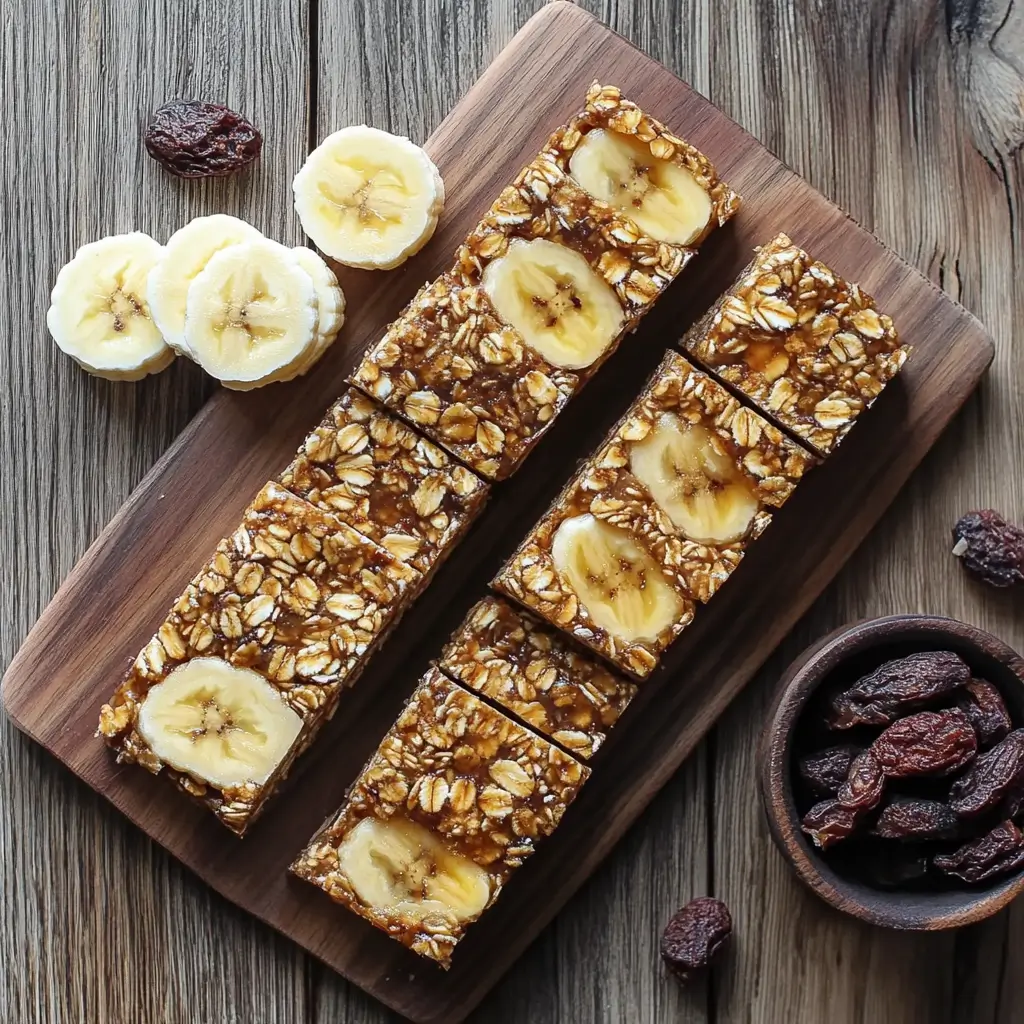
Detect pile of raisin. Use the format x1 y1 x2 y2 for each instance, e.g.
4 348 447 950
795 649 1024 889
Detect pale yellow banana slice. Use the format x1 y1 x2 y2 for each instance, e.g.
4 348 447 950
551 514 683 643
337 816 491 924
630 414 760 545
293 125 445 270
481 237 624 369
46 232 174 381
184 237 319 388
292 246 346 370
136 658 303 790
147 214 264 357
569 129 712 246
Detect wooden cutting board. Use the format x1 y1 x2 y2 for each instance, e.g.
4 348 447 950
2 4 995 1021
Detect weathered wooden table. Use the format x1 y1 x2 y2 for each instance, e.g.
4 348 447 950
3 1 1022 1020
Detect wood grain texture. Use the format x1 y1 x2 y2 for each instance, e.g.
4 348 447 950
0 2 1020 1024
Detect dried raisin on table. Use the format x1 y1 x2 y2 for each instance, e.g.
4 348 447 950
799 745 865 798
934 820 1024 884
827 651 970 729
837 751 885 811
958 679 1012 748
871 708 977 778
660 897 732 984
871 796 960 841
949 729 1024 817
952 510 1024 588
801 798 862 850
145 100 262 178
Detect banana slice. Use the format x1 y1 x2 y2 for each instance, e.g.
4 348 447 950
551 514 683 643
292 246 346 369
46 232 174 381
630 414 760 545
568 129 712 246
337 816 491 924
148 214 264 357
136 658 303 790
481 237 624 369
293 126 445 270
184 237 319 388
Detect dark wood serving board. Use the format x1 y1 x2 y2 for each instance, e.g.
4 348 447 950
1 4 994 1022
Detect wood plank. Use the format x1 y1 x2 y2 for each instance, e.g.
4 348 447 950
0 4 997 1022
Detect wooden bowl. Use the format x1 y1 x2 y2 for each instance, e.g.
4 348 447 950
760 615 1024 929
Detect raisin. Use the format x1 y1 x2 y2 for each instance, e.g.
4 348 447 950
870 709 977 778
798 745 865 798
871 796 960 841
952 510 1024 588
949 729 1024 817
827 651 970 729
836 751 885 811
934 820 1024 883
859 848 932 889
958 679 1012 748
801 798 862 849
660 897 732 984
144 100 262 179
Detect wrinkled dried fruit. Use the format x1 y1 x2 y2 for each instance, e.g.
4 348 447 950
827 651 970 729
959 679 1012 748
952 510 1024 588
801 798 862 850
949 729 1024 817
859 848 932 889
934 820 1024 884
837 751 885 811
871 709 977 778
145 100 262 179
798 745 864 798
872 796 960 841
660 897 732 984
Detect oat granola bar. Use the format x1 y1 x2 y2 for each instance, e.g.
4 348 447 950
681 232 910 455
292 666 588 966
97 482 418 834
278 387 488 579
352 82 738 480
439 596 637 759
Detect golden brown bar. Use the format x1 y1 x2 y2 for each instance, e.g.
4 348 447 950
439 595 637 759
97 482 419 834
291 666 588 967
681 233 910 455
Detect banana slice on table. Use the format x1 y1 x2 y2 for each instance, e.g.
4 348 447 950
136 658 303 790
337 816 491 923
481 237 624 370
568 129 712 246
184 237 319 389
147 214 264 357
293 125 444 270
551 514 683 643
47 232 174 381
630 414 760 545
292 246 346 368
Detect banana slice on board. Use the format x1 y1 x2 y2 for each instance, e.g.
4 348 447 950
148 214 264 357
630 414 760 545
337 816 491 924
292 246 346 369
551 514 684 644
46 232 174 381
136 657 303 790
184 237 319 389
293 125 445 270
568 129 712 246
481 237 624 370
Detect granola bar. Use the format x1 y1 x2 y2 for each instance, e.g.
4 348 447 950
439 596 637 759
292 666 588 966
97 482 418 834
278 387 488 579
681 232 910 455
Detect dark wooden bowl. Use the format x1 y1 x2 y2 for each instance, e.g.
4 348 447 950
759 615 1024 929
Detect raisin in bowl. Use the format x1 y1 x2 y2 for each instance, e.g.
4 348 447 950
759 615 1024 929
